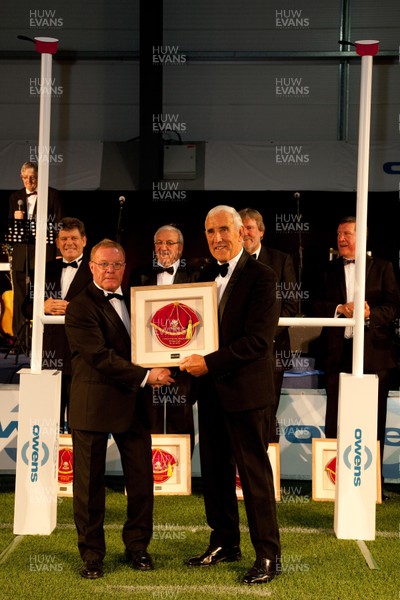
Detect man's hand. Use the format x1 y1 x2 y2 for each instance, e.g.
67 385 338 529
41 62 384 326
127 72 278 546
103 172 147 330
44 298 69 315
338 301 370 320
179 354 208 377
147 367 174 387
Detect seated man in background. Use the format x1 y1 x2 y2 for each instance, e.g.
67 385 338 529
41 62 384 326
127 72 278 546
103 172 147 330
23 217 92 432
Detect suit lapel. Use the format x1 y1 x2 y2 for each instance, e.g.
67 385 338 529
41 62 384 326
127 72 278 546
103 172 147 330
365 255 373 281
65 260 91 299
89 283 131 345
147 271 158 285
334 259 347 301
173 268 189 284
218 252 248 322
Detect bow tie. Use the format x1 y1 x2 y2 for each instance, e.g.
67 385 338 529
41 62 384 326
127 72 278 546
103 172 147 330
26 192 37 197
343 258 355 265
62 261 79 268
251 253 257 258
106 293 124 301
216 263 229 278
156 266 174 275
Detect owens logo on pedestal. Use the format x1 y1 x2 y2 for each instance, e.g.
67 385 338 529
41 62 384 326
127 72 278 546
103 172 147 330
21 425 50 482
343 428 373 487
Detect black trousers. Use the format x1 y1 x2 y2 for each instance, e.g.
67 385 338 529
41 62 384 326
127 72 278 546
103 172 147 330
72 427 153 562
198 394 280 560
268 369 284 443
148 374 195 454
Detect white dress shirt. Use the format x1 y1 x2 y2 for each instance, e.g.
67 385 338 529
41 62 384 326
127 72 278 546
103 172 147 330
26 190 37 219
156 259 179 285
60 255 83 299
216 249 243 304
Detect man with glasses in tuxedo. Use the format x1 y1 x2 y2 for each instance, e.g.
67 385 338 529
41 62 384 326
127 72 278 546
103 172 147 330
65 239 174 579
129 225 199 453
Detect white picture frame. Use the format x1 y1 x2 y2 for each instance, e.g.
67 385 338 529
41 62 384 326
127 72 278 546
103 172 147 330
131 282 218 367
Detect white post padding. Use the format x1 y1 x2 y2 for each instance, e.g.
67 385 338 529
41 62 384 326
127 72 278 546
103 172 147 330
13 369 61 535
334 372 379 540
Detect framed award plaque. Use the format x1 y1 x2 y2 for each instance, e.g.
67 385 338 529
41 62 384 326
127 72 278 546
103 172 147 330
131 282 218 367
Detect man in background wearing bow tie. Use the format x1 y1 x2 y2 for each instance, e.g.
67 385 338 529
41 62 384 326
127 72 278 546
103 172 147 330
311 216 400 495
22 217 92 432
180 206 282 585
239 207 298 443
8 161 63 338
129 224 199 453
65 238 173 579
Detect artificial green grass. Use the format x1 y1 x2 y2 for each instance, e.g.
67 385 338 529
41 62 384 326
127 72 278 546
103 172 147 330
0 476 399 600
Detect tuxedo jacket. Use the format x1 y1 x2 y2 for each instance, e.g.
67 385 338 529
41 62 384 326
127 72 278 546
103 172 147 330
196 251 280 413
257 246 298 367
8 187 63 270
65 282 149 432
311 255 400 372
22 257 93 375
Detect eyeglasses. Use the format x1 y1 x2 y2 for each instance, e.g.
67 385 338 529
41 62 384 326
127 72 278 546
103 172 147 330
91 261 125 270
155 241 180 247
337 231 355 238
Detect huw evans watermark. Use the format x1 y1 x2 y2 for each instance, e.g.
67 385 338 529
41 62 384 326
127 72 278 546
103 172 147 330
152 385 187 406
29 9 63 28
153 45 186 65
275 9 310 29
275 350 310 370
29 554 63 572
275 145 310 165
275 213 310 232
276 77 310 97
152 114 187 133
276 282 309 302
30 77 63 97
29 145 63 164
153 181 186 201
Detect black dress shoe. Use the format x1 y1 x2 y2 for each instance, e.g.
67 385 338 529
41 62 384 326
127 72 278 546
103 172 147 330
80 560 103 579
242 558 280 584
126 549 154 571
187 545 241 567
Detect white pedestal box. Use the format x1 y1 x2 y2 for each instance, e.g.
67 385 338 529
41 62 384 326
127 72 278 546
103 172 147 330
334 373 379 540
13 369 61 535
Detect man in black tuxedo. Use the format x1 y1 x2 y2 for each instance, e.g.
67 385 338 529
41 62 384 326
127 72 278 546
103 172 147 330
180 206 281 585
130 224 198 453
239 208 298 442
22 217 92 432
65 239 173 579
8 161 63 337
311 216 400 490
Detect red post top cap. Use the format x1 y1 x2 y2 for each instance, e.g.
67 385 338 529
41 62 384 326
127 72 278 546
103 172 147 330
34 37 59 54
354 40 379 56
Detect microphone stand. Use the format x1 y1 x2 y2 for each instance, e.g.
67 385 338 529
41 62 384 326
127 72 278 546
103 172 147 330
116 196 125 243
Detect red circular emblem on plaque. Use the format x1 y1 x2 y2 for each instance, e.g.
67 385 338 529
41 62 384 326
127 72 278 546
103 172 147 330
325 456 337 485
151 301 200 349
152 447 177 483
58 446 74 485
